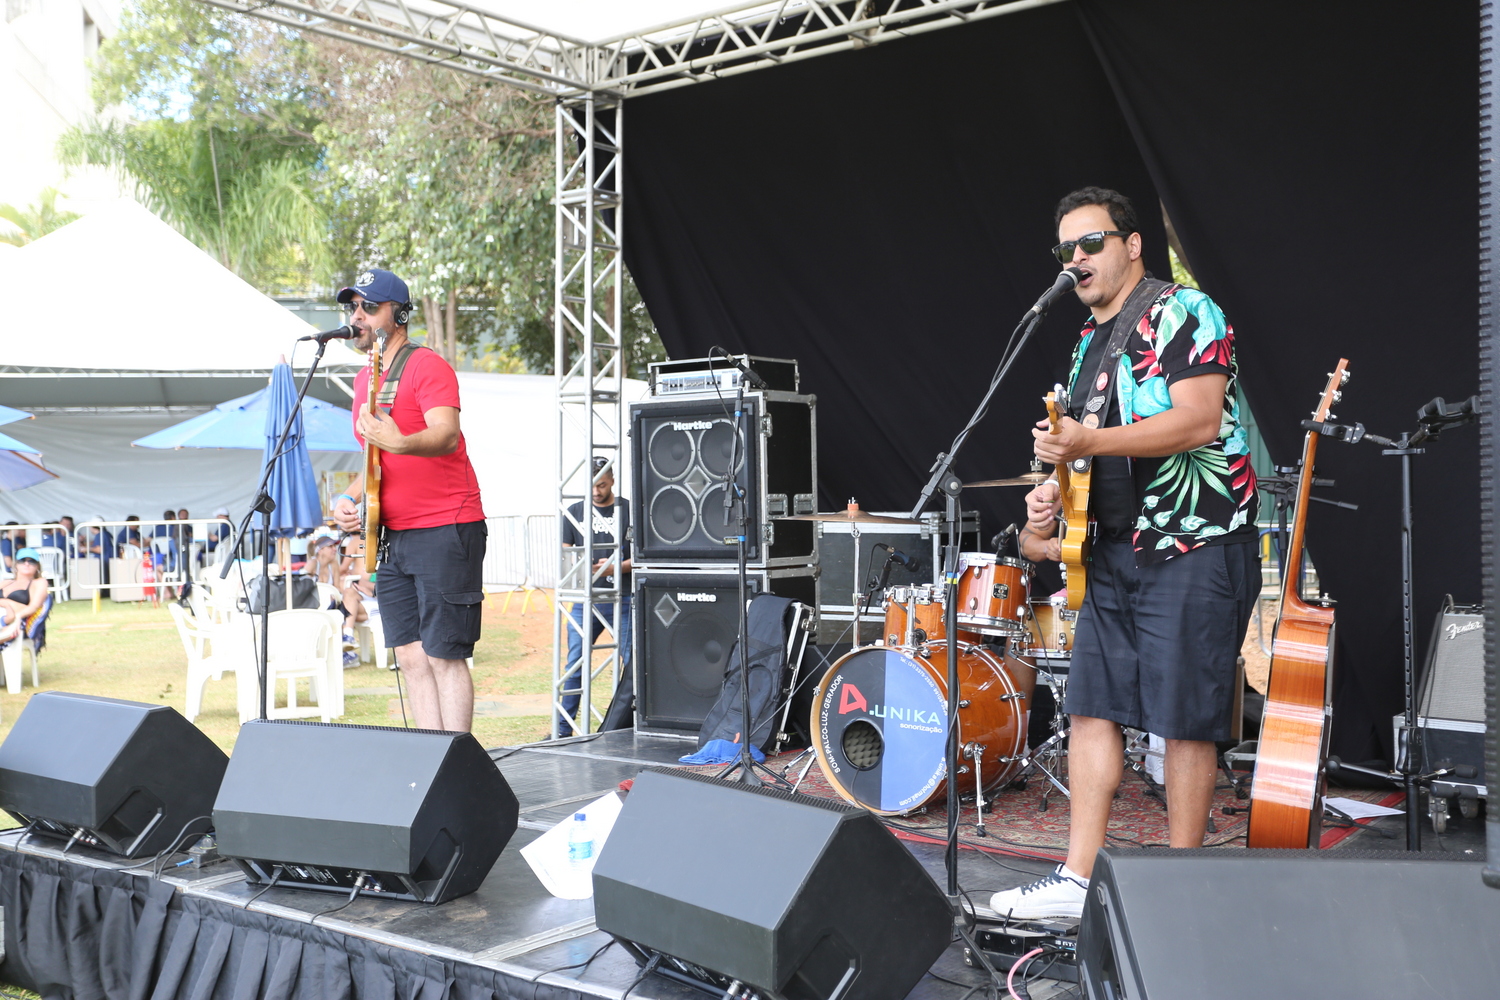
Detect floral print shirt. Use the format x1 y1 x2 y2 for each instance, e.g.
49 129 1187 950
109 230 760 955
1066 283 1257 565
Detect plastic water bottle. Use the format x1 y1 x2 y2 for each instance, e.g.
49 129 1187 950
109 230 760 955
566 812 593 869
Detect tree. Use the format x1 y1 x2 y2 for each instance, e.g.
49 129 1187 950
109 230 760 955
0 188 80 245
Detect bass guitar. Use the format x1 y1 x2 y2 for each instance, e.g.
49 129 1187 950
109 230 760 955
360 328 388 575
1045 384 1093 610
1246 359 1350 848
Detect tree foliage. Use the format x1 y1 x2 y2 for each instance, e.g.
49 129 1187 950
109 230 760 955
0 188 80 245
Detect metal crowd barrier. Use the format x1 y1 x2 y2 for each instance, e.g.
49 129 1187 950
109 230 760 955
67 518 238 608
482 514 558 613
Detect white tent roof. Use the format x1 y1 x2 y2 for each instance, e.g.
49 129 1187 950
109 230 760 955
2 201 362 408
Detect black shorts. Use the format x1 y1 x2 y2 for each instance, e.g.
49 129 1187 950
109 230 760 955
1063 538 1259 742
376 520 487 660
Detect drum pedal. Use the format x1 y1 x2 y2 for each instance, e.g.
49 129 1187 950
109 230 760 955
966 918 1080 983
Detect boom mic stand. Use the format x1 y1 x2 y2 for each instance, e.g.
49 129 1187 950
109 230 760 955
219 338 339 721
1304 395 1478 850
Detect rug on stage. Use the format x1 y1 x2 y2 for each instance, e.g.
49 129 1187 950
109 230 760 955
677 752 1404 862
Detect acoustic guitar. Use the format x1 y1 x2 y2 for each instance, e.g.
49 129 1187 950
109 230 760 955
1045 385 1093 610
1246 359 1350 849
360 328 388 575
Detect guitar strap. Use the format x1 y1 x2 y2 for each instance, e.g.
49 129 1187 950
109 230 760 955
1067 273 1174 477
373 343 428 410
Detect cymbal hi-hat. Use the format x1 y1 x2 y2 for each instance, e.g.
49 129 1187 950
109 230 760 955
964 471 1052 488
775 499 918 524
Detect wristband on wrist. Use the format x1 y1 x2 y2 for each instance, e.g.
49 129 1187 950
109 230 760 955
335 493 357 506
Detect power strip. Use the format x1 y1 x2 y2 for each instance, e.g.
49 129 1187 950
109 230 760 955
966 918 1080 983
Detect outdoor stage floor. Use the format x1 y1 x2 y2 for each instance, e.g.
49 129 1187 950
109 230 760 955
1 729 1485 1000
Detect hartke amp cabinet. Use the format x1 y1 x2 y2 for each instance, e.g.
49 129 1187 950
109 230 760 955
0 692 228 858
214 720 518 903
630 392 817 567
634 567 818 737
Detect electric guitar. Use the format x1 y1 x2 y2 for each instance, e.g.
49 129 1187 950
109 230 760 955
360 328 388 575
1045 384 1093 610
1246 359 1350 849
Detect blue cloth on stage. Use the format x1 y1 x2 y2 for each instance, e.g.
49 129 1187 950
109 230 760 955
678 739 764 766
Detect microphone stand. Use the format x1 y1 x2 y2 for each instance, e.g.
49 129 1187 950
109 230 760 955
908 299 1052 943
220 338 339 721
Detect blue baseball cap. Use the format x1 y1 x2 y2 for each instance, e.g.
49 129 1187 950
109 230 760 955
336 268 411 306
15 548 40 564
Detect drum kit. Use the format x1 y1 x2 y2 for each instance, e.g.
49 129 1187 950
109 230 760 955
776 476 1077 823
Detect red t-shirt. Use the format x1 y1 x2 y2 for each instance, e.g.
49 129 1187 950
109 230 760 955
352 346 485 530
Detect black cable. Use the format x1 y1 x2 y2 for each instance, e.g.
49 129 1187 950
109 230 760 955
489 730 609 762
241 867 285 909
393 658 409 728
619 952 661 1000
308 882 362 925
926 970 976 988
973 848 1056 879
528 939 616 983
151 815 215 878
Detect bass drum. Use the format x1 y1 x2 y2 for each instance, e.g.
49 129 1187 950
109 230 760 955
811 643 1034 815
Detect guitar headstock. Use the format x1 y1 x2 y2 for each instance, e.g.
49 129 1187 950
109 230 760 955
1045 383 1070 435
1311 359 1351 423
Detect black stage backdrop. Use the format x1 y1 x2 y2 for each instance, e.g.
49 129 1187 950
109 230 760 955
623 1 1479 763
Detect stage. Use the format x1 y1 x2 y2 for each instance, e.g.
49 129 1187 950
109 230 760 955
0 729 1483 1000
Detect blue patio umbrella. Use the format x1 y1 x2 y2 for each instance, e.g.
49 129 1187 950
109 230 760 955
0 405 32 427
0 429 57 492
261 363 326 537
131 388 358 451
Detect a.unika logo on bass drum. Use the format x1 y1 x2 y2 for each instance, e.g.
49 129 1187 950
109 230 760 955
835 682 943 727
675 592 717 602
1444 619 1482 640
670 420 714 431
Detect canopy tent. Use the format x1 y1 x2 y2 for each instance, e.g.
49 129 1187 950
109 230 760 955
0 201 363 409
132 387 360 452
0 405 32 426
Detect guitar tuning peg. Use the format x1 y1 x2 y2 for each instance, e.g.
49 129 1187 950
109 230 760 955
1332 391 1343 403
1341 371 1351 384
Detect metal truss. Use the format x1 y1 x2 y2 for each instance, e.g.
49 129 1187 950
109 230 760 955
552 95 626 738
200 0 1065 95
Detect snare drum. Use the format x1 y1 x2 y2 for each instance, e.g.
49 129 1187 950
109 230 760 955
1024 599 1077 655
955 553 1032 637
882 584 983 647
812 642 1035 814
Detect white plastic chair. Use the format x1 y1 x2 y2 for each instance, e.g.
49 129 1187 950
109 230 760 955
242 609 344 722
150 536 183 591
169 603 255 722
1 594 54 695
33 546 68 602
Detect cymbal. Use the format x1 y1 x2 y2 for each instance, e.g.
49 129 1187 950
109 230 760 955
775 500 919 524
964 471 1052 488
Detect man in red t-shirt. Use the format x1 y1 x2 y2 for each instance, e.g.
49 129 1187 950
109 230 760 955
331 269 486 732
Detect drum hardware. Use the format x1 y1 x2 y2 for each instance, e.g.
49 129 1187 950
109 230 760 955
962 470 1052 489
778 501 917 648
964 742 989 837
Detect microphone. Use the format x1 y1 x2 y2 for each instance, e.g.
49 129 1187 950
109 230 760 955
299 325 357 343
888 548 920 573
711 347 769 389
992 523 1019 555
1027 267 1085 317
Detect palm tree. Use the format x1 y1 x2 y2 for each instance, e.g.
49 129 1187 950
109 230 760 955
0 188 80 245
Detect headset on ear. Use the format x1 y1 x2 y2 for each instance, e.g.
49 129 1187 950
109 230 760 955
394 301 412 326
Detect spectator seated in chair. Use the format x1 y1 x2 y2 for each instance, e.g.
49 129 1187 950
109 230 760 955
0 550 49 651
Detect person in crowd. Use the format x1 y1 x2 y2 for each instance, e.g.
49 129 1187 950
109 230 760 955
0 523 22 574
41 516 73 555
306 533 343 586
331 268 486 732
81 517 113 597
0 549 49 650
206 508 233 555
116 515 143 553
557 456 632 738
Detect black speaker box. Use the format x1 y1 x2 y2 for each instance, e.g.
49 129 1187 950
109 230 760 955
214 721 518 903
630 393 817 566
1078 849 1500 1000
594 768 951 1000
0 691 228 858
634 567 818 736
1415 603 1487 779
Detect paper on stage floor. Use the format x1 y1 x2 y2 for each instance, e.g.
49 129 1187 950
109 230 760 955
521 790 623 899
1326 796 1405 820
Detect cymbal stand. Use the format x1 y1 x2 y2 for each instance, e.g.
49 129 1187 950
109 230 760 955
1306 395 1477 851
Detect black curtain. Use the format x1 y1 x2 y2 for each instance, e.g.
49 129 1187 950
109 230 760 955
622 1 1479 763
1077 0 1480 761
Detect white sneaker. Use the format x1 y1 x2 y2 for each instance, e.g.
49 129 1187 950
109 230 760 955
988 865 1088 921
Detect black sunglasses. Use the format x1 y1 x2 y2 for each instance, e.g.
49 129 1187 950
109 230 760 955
1052 230 1130 264
345 299 387 316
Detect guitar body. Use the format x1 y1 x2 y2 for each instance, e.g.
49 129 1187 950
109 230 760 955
1246 359 1349 848
1046 388 1093 610
361 332 386 575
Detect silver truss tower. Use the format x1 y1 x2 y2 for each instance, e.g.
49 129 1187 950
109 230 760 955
552 96 625 737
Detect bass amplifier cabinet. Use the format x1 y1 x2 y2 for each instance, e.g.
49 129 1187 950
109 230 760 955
593 768 951 1000
635 566 818 737
214 721 518 904
630 392 817 567
1078 849 1500 1000
0 692 228 858
1413 602 1486 782
649 354 801 396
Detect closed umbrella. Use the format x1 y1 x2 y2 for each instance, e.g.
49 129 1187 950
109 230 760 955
261 363 325 608
0 429 57 492
131 389 358 451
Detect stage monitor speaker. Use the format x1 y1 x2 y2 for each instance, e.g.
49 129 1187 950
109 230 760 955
630 392 816 566
593 768 951 1000
1078 848 1500 1000
0 691 228 858
214 720 518 904
1414 602 1486 779
634 567 817 736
